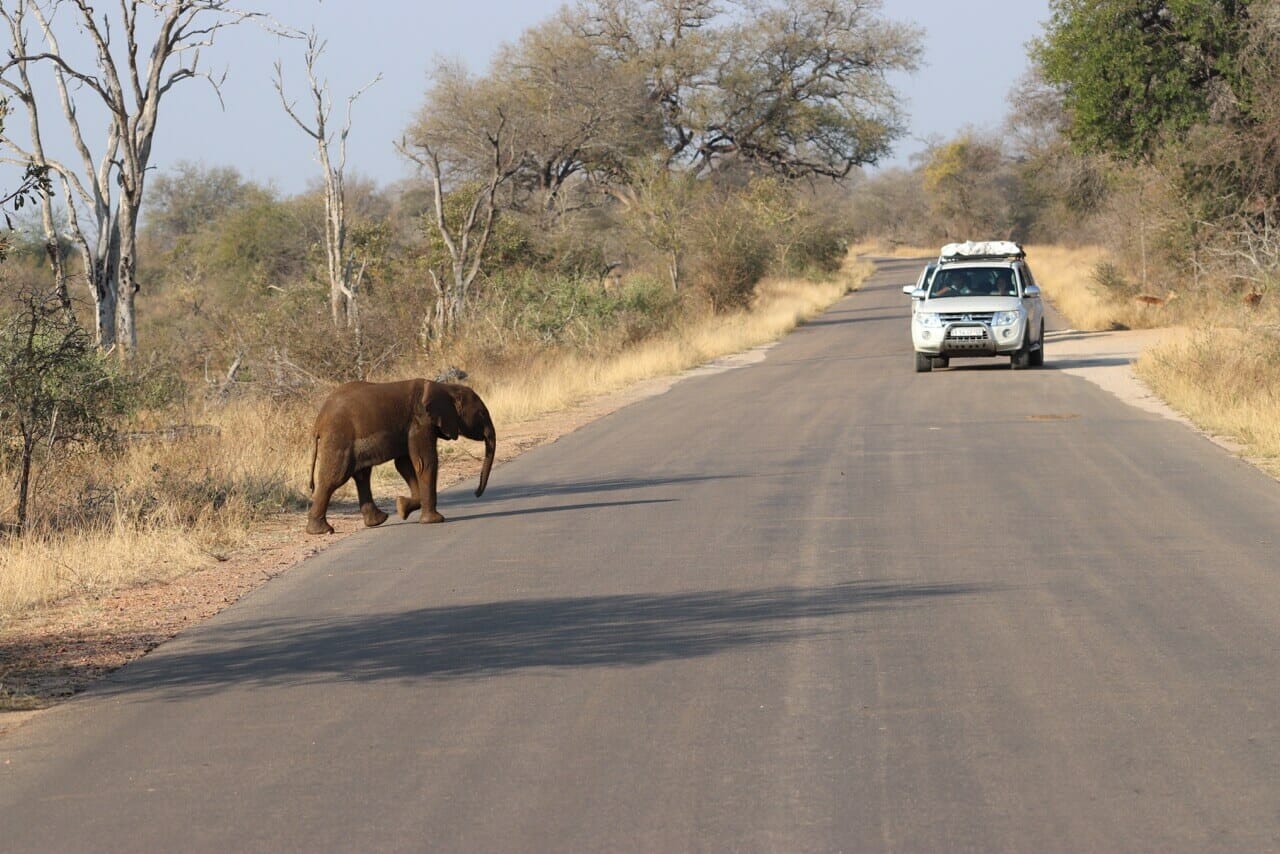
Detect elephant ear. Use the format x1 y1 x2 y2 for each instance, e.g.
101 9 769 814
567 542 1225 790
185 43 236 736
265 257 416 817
420 381 461 439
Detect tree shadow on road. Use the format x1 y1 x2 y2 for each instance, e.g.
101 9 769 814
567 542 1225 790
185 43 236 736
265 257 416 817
798 312 902 327
102 580 994 698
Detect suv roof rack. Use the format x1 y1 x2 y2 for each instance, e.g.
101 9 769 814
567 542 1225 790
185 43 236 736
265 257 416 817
938 240 1025 263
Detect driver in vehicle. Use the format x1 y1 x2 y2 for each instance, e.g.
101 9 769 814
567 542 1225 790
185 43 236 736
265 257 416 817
993 269 1014 296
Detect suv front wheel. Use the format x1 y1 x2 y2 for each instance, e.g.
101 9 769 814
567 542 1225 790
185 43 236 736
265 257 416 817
1010 326 1033 370
915 351 933 373
1029 320 1045 367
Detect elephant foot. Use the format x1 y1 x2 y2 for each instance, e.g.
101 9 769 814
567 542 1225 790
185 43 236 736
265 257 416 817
362 507 389 528
419 510 446 524
306 517 335 535
396 496 421 520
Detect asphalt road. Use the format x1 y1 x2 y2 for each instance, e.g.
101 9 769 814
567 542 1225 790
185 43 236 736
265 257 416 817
3 258 1278 852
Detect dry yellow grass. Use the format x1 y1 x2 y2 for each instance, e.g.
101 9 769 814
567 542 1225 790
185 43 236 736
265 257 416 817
1024 243 1208 332
0 401 309 614
1023 244 1117 330
1 260 868 618
1030 244 1280 474
1135 328 1280 477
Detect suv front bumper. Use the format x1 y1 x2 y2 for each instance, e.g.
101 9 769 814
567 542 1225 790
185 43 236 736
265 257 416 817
912 321 1027 357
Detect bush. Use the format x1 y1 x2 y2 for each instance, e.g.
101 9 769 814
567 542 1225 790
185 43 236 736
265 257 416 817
1090 261 1140 300
0 287 135 530
689 226 772 311
479 271 680 352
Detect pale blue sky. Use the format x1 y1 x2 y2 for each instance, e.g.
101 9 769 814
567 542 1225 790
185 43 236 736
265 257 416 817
16 1 1053 197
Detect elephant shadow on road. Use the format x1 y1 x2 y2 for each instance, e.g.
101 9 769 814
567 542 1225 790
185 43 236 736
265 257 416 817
102 580 995 698
325 473 737 527
476 472 751 503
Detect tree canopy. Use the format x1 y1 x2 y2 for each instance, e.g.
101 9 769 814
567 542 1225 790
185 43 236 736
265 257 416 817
1033 0 1253 158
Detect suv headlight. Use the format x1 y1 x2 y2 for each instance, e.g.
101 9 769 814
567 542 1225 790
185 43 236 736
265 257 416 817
991 309 1023 326
915 312 944 328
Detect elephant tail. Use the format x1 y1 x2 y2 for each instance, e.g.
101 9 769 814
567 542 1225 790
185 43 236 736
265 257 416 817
308 433 319 493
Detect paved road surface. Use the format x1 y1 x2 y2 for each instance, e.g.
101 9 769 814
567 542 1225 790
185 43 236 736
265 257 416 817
3 258 1278 851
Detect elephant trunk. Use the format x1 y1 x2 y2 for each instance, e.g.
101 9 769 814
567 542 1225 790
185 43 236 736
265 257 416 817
475 421 496 497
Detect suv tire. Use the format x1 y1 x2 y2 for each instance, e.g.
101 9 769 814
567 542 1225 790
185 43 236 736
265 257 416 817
1010 327 1033 370
915 351 933 373
1029 320 1045 367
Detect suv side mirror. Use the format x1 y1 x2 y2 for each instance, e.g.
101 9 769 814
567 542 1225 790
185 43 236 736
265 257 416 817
910 288 927 299
1024 284 1041 298
902 284 916 295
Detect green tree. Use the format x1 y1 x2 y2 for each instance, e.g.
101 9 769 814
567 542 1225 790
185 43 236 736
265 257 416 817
1033 0 1252 158
489 9 661 219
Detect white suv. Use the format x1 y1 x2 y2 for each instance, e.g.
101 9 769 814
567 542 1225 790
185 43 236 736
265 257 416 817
904 241 1045 372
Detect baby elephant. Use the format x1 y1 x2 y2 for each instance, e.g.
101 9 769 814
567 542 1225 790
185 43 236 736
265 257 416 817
306 379 496 534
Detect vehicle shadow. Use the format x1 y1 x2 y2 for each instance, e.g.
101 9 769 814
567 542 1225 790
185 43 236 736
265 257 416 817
931 361 1018 372
800 312 902 327
99 580 994 697
1043 356 1134 369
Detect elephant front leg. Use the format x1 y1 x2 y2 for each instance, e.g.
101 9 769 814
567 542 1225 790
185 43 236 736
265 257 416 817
353 468 388 528
412 439 446 523
393 457 422 520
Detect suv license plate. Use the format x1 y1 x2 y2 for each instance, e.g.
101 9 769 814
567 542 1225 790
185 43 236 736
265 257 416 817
949 326 984 337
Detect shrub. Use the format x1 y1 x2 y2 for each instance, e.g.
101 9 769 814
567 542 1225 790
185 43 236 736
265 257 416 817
0 287 135 531
477 270 680 352
1089 261 1140 300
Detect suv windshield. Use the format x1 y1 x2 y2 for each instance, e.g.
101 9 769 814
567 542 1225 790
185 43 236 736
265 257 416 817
928 267 1017 298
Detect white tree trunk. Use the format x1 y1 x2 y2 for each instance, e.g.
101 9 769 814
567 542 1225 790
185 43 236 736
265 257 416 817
275 33 379 336
1 0 259 360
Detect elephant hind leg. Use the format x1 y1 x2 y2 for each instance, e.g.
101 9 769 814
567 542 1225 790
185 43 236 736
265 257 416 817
354 468 388 528
307 450 348 537
307 480 339 535
394 456 421 520
306 511 336 536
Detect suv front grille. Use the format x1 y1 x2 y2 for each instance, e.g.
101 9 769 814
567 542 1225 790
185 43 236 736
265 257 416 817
944 320 994 351
939 312 995 323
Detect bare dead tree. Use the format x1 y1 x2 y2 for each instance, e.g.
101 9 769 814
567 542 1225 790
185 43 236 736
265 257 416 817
0 0 262 359
398 64 522 334
274 29 380 335
0 5 67 313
